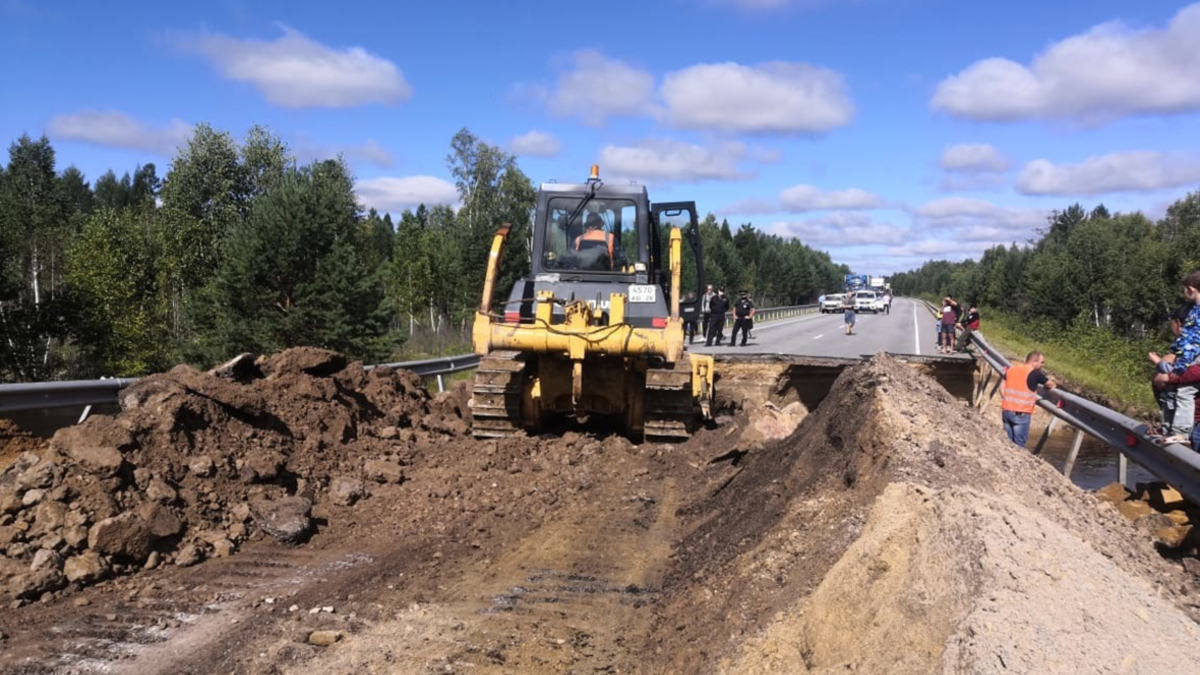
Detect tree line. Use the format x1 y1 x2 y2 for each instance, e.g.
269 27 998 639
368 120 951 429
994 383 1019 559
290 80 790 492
890 194 1200 344
0 126 846 383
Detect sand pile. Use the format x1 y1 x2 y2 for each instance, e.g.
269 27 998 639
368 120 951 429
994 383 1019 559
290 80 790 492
0 348 467 604
649 353 1200 674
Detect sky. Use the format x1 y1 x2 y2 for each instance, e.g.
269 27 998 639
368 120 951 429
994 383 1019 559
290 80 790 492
4 0 1200 276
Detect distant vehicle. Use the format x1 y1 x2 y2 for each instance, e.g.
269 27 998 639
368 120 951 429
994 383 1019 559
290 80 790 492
821 293 846 313
855 290 879 313
869 276 886 290
873 293 891 312
844 274 869 292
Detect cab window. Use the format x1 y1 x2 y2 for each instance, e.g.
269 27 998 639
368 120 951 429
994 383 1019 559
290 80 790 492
542 197 636 272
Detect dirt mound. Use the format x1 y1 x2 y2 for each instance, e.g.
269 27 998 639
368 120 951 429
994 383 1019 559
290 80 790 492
0 348 468 604
649 354 1200 674
0 419 46 472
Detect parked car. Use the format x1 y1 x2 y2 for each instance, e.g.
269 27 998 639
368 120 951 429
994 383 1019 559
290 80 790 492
854 290 879 313
821 293 845 313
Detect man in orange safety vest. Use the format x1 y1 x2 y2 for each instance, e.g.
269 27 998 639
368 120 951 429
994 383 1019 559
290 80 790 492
574 214 615 268
1001 351 1057 447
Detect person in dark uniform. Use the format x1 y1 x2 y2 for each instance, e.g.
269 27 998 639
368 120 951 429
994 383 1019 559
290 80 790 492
705 289 729 346
730 290 756 346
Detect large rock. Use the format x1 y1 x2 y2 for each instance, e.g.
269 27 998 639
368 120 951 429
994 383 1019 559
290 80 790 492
241 451 284 483
32 501 67 536
146 478 177 503
88 512 151 560
29 548 61 572
14 456 57 491
63 550 109 583
739 401 808 448
329 477 366 506
137 502 182 539
50 417 133 477
249 496 312 544
7 567 65 599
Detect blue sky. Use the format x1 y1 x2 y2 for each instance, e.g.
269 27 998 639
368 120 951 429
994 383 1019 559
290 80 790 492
4 0 1200 275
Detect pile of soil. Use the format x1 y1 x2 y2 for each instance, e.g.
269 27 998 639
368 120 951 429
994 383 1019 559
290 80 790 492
0 419 46 472
646 354 1200 674
0 348 468 604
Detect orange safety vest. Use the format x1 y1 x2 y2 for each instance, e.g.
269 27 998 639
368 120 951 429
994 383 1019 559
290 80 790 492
1000 363 1038 413
574 229 614 259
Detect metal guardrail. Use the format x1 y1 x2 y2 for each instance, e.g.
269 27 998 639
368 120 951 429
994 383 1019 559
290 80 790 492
715 303 819 329
0 378 142 414
0 304 814 415
921 299 1200 504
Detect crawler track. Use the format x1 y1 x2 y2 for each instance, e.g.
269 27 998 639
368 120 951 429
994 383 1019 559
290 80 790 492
470 351 529 439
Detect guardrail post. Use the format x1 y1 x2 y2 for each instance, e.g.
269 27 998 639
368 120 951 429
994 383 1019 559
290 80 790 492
978 377 1003 412
1118 452 1128 487
436 374 445 393
1062 428 1085 478
77 405 93 424
1032 416 1058 456
975 368 994 407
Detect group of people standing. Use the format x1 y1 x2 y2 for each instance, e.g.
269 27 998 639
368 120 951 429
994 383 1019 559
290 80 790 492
682 285 756 346
1149 270 1200 447
938 295 980 354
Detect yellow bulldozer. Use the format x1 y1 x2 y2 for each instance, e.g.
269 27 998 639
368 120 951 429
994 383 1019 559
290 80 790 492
470 166 714 442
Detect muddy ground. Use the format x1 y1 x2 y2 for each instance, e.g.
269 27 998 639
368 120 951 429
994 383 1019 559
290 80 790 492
1 350 1198 674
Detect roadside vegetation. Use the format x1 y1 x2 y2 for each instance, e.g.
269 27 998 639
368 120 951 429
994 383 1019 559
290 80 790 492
0 128 847 382
899 196 1200 418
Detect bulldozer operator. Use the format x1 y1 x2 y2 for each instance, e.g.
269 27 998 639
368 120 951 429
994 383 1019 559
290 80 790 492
573 213 624 270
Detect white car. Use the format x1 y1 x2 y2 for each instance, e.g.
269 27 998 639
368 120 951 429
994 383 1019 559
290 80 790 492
821 293 845 313
854 290 879 313
873 294 891 312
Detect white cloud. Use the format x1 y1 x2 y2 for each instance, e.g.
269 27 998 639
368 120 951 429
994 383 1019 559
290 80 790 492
46 110 192 156
179 26 411 108
911 197 1047 245
779 184 881 212
355 176 458 212
598 139 753 182
1015 151 1200 196
913 196 1002 219
296 138 394 168
931 4 1200 122
940 143 1009 172
717 197 778 215
776 212 909 246
508 131 561 158
939 173 1007 192
533 50 657 126
661 61 853 133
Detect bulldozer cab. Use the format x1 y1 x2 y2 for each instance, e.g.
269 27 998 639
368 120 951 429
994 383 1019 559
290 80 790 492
531 181 704 325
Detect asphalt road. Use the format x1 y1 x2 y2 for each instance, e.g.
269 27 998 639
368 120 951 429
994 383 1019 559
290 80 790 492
689 297 935 359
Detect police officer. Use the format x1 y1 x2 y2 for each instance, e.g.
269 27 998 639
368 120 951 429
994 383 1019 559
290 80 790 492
730 290 755 346
705 289 729 346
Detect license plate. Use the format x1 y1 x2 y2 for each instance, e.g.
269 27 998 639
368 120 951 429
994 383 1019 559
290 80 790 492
628 284 657 303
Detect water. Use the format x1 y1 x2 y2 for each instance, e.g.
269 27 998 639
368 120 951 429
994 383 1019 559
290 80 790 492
1029 419 1157 491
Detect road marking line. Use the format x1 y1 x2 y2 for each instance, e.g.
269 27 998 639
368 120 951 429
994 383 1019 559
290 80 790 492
912 300 921 355
752 313 826 332
813 334 824 340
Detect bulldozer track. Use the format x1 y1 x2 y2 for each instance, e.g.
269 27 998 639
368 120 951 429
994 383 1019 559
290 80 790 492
470 351 528 439
644 356 699 442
